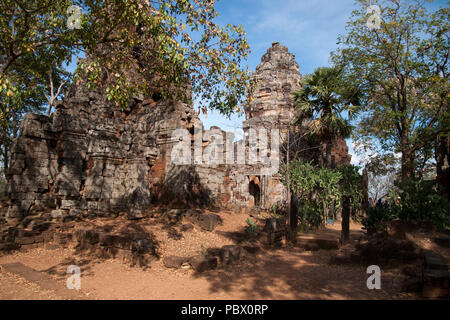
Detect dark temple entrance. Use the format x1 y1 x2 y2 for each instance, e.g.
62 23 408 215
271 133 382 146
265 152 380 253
249 176 261 206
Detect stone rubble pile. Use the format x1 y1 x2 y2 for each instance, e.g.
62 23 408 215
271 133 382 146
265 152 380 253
1 43 354 269
5 42 352 224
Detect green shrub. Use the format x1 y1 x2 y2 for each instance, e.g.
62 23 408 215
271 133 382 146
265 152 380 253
297 200 323 230
200 244 207 256
394 179 450 229
245 218 258 239
271 203 282 218
362 203 398 234
362 179 450 232
283 160 363 231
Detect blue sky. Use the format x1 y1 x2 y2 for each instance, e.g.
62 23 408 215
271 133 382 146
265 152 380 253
67 0 446 167
199 0 361 162
198 0 447 166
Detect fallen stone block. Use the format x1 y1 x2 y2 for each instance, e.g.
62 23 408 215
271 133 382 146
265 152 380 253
110 235 133 250
73 228 99 244
220 245 242 265
422 269 450 298
260 231 284 247
163 256 186 269
305 243 320 251
15 237 36 245
51 209 68 219
42 230 54 243
131 238 156 255
53 232 72 245
132 253 154 268
185 213 222 232
243 245 260 254
264 218 286 233
188 255 218 272
180 223 194 232
20 243 40 251
424 251 449 271
114 248 132 263
16 229 39 238
98 233 115 247
30 221 53 232
0 242 20 252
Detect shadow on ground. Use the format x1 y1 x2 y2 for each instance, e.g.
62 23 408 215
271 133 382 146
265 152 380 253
193 225 405 299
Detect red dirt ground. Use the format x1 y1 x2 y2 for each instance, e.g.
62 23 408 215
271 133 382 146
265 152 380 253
0 211 411 300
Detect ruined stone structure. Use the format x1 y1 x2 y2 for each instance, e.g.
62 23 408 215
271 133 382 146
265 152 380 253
5 42 351 221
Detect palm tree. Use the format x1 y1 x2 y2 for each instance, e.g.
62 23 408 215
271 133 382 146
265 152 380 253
293 66 359 168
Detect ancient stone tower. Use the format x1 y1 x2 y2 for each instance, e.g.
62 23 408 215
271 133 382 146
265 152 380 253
5 42 351 222
244 42 302 129
239 42 305 208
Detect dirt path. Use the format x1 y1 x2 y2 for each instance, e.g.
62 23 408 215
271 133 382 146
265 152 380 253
0 212 409 300
0 246 407 300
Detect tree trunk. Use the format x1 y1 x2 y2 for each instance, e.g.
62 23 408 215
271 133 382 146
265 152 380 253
341 196 350 243
436 134 450 201
327 201 335 220
286 130 295 243
326 140 332 168
400 122 415 181
401 151 415 181
2 146 8 173
12 112 18 139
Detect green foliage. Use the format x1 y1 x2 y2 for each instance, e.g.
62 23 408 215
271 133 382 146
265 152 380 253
362 178 450 232
337 163 364 216
293 66 359 167
284 160 336 229
200 243 206 256
0 0 252 175
393 179 450 228
284 160 364 230
1 0 252 115
362 202 397 234
245 218 258 239
333 0 449 180
297 201 323 231
271 203 281 218
293 66 358 141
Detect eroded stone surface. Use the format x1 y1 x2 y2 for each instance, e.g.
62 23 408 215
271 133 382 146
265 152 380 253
188 255 218 272
163 255 186 269
5 42 352 222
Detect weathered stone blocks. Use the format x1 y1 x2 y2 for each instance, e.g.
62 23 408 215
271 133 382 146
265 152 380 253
220 245 242 265
5 42 352 223
422 251 450 298
163 255 186 269
188 255 218 272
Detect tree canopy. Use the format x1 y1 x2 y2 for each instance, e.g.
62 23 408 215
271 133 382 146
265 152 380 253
1 0 252 113
333 0 449 180
293 66 359 167
0 0 252 172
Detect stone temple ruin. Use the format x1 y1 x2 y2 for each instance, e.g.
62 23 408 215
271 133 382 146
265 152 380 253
5 42 351 222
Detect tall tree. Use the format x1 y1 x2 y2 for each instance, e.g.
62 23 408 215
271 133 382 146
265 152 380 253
0 0 252 174
293 66 359 168
337 164 364 243
333 0 449 181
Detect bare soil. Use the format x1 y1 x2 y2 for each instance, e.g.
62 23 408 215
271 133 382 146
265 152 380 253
0 210 422 300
